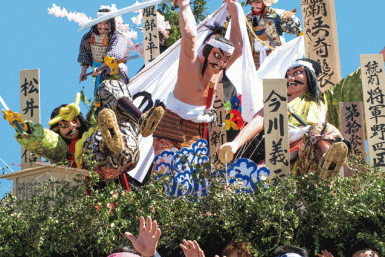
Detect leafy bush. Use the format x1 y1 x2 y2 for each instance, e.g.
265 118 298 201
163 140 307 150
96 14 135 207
0 162 384 257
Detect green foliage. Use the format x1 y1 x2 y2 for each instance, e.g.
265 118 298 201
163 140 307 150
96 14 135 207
1 164 385 256
158 0 209 47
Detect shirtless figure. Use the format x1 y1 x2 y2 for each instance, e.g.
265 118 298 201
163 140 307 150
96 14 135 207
152 0 243 155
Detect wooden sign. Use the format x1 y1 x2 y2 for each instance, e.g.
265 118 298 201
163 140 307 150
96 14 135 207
301 0 341 92
0 163 88 201
339 102 366 157
339 102 366 176
263 79 290 179
209 82 227 166
20 69 41 169
360 54 385 170
143 5 160 65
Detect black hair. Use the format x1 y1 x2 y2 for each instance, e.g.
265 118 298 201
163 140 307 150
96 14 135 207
304 66 320 102
285 58 321 102
109 246 139 255
83 8 116 40
201 22 234 75
50 104 89 145
269 245 309 257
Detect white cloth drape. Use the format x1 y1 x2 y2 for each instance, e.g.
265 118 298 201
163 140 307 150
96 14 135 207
127 3 305 182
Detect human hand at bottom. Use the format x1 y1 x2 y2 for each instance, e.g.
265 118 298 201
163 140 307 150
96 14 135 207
180 240 205 257
318 250 334 257
125 216 161 257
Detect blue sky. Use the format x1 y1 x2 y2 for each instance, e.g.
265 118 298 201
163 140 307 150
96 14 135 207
1 0 384 198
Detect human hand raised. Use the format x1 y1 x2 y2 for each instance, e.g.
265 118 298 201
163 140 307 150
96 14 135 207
180 239 205 257
318 250 335 257
125 216 161 257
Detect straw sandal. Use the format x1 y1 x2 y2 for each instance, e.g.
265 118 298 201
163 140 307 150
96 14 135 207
139 100 165 138
319 141 349 179
98 108 124 154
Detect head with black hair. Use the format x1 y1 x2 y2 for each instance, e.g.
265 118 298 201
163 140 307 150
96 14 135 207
88 8 116 36
201 22 235 76
269 245 308 257
49 104 89 145
108 246 140 257
285 58 321 102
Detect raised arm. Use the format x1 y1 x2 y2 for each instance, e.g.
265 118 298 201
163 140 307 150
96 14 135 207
225 0 243 69
180 240 205 257
177 0 198 62
125 216 161 257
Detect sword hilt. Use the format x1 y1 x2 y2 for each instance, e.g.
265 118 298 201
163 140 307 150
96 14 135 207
2 109 29 136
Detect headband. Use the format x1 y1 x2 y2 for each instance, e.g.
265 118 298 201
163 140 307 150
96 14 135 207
206 37 235 55
48 93 81 126
287 60 315 73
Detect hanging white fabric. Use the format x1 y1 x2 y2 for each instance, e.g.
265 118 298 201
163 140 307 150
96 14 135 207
126 2 305 182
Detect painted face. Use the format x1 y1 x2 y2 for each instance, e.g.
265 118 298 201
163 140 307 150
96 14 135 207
251 0 264 13
206 47 232 74
97 20 111 34
58 116 81 140
286 66 309 99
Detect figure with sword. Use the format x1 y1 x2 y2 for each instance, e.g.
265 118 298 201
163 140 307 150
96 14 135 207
76 6 165 177
78 7 131 90
218 59 352 179
2 89 164 190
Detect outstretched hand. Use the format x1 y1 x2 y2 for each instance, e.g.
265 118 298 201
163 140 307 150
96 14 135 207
125 216 161 257
180 239 205 257
318 250 335 257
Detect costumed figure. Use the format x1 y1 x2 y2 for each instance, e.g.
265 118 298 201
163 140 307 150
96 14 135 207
286 46 385 137
7 82 164 186
152 0 243 156
246 0 302 70
224 0 302 142
218 59 351 178
78 7 130 92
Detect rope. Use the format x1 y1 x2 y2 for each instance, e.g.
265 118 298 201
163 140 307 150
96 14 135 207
245 15 275 51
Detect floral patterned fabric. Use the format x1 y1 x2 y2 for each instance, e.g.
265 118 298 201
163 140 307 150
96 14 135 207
246 6 302 49
225 95 244 131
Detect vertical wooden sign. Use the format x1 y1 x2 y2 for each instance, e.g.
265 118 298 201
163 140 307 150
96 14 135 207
209 82 227 166
263 79 290 179
339 102 366 176
339 102 366 157
360 54 385 171
301 0 341 92
143 5 160 65
20 69 41 169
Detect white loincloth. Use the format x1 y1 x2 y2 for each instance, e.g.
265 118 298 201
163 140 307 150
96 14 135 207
166 92 215 123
